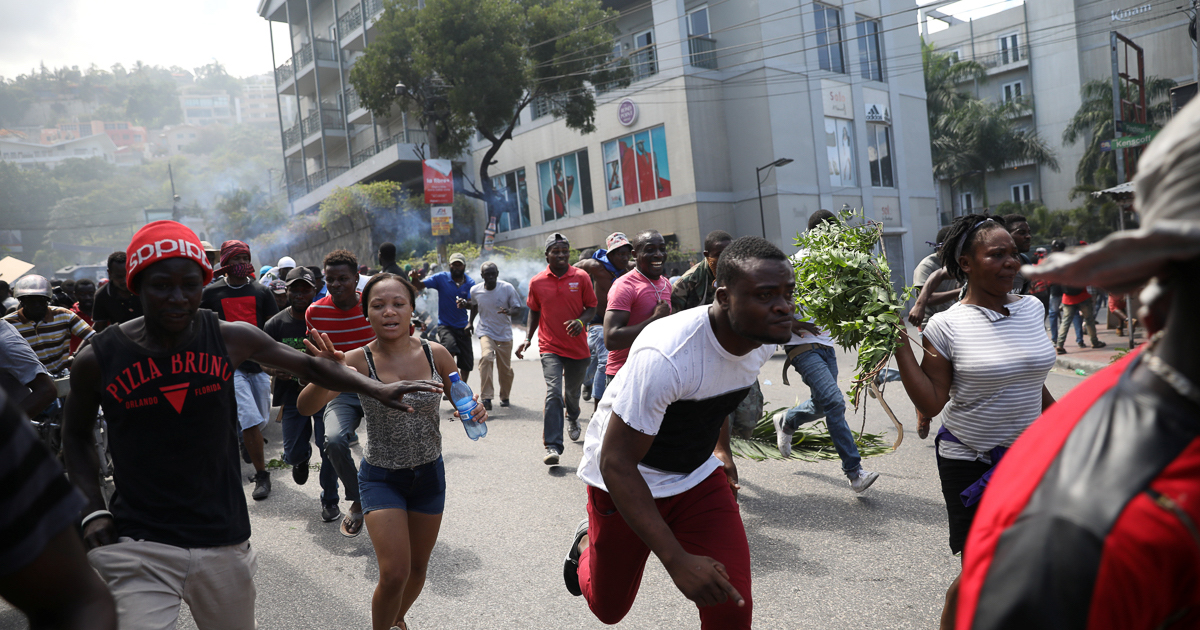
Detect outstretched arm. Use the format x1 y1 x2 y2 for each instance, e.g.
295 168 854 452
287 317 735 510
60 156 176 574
223 323 441 413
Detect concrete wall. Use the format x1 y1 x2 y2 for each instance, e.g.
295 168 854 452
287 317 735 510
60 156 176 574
258 213 374 272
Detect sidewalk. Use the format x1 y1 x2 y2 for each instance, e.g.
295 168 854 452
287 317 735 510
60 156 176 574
1051 318 1143 375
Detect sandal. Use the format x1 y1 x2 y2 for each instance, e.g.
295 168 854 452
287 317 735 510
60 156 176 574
340 510 364 538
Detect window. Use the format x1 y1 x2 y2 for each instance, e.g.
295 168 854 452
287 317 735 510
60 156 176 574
866 123 893 187
1002 81 1023 104
960 192 974 211
490 168 531 232
602 126 672 210
814 4 845 74
825 117 855 187
632 30 657 80
999 33 1020 65
856 17 883 81
686 7 716 69
537 149 594 222
530 95 552 120
947 49 961 63
1011 183 1032 203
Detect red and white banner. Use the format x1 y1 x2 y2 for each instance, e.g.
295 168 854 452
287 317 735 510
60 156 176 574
423 159 454 205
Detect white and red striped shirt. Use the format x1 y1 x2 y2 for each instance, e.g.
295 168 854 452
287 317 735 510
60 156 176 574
305 294 374 352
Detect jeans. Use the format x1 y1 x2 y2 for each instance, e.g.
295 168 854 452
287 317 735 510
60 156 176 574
782 345 861 477
280 404 339 508
323 392 364 503
540 353 590 453
1047 294 1062 339
586 324 610 403
1058 301 1098 347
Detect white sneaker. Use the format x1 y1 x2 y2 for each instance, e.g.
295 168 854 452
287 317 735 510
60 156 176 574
543 447 561 466
772 410 794 458
850 469 880 494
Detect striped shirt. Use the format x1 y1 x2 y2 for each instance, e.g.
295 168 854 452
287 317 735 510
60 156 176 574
923 295 1056 463
3 306 94 374
0 386 87 574
305 294 374 352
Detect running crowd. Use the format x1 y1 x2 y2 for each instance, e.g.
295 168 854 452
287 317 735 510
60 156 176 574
3 103 1200 630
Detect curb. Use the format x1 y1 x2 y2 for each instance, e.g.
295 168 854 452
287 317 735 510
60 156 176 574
1055 355 1110 375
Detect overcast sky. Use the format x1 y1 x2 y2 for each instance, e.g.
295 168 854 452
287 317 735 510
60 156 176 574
0 0 1023 82
0 0 278 81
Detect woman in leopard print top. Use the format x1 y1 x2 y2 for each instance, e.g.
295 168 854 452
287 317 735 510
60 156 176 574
299 273 488 630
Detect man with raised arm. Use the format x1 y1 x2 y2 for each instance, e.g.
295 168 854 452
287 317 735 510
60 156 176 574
563 236 795 629
62 222 438 630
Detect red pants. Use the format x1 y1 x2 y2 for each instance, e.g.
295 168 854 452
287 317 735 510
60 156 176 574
579 468 753 628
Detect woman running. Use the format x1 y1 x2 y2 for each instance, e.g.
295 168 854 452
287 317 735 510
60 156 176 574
893 213 1057 629
298 273 487 630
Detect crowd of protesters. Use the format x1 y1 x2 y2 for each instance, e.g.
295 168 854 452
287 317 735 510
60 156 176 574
4 102 1200 630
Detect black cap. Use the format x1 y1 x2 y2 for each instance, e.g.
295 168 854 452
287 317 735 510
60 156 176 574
285 266 316 287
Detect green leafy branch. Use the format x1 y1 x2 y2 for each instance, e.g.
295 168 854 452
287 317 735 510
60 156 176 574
793 208 914 409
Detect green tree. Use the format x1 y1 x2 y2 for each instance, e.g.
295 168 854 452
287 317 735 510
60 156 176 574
921 40 985 129
1061 77 1175 188
194 60 244 97
933 98 1060 208
350 0 628 211
0 83 34 126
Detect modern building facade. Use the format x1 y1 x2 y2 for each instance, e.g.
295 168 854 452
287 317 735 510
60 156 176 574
478 0 938 293
0 132 118 168
922 0 1198 215
258 0 432 215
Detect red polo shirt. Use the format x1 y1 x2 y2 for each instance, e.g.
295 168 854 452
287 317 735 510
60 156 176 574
527 265 597 360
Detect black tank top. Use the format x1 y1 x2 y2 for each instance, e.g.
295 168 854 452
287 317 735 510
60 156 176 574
93 309 249 548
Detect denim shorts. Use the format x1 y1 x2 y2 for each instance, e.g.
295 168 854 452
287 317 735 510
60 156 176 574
358 456 446 515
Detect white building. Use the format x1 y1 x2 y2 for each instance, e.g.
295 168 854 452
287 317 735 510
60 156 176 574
257 0 939 292
922 0 1198 216
479 0 938 293
0 133 118 168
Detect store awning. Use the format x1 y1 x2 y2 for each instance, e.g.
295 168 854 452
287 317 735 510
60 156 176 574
1092 181 1135 197
0 256 34 283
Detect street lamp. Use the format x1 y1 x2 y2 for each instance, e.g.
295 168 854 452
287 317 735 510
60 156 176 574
756 158 794 239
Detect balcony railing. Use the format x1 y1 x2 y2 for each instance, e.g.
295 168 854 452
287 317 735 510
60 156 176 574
296 43 314 69
351 144 377 167
345 87 361 112
630 44 657 82
975 45 1029 69
288 181 309 202
306 166 350 190
688 36 717 70
284 123 301 149
364 0 384 20
301 109 346 137
338 4 362 37
275 58 294 85
314 39 338 62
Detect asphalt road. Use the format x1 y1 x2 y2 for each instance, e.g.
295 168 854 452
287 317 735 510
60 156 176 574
0 342 1088 630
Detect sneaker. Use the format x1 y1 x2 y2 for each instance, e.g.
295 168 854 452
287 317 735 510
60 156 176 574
500 399 510 407
321 503 342 523
252 470 272 500
563 518 589 596
292 457 310 485
544 447 561 466
239 439 252 464
772 410 794 458
582 385 592 402
348 433 360 448
568 419 582 441
1091 340 1107 349
1077 341 1088 349
482 398 492 411
850 469 880 494
1056 346 1067 355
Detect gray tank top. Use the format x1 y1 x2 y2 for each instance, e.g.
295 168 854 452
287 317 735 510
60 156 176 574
358 341 443 469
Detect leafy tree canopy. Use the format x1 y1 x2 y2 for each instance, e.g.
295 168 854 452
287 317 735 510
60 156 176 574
1061 77 1175 188
350 0 628 205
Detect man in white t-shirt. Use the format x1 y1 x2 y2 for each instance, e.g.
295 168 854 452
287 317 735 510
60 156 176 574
772 210 880 493
467 262 523 410
562 236 795 629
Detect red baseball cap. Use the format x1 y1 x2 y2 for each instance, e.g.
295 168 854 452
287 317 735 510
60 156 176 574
126 221 214 293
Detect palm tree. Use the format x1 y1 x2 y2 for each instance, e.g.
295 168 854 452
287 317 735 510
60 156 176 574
1062 77 1175 188
922 40 986 133
933 97 1060 208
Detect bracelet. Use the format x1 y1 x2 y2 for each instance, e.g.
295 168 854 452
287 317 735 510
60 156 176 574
81 509 113 529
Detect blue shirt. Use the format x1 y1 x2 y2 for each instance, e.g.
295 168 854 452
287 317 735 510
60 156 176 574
424 271 475 329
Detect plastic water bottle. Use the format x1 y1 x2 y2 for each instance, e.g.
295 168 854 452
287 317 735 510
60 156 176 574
448 372 486 440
